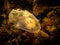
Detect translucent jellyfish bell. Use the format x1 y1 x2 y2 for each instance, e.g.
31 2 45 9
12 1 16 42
8 9 41 33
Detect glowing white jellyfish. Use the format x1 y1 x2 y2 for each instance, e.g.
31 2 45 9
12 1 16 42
8 9 41 33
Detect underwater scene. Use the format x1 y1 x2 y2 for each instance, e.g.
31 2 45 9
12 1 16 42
0 0 60 45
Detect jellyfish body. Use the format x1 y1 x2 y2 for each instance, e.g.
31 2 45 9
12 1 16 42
8 9 41 33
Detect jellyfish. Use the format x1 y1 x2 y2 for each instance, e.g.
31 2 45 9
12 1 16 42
8 9 41 33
